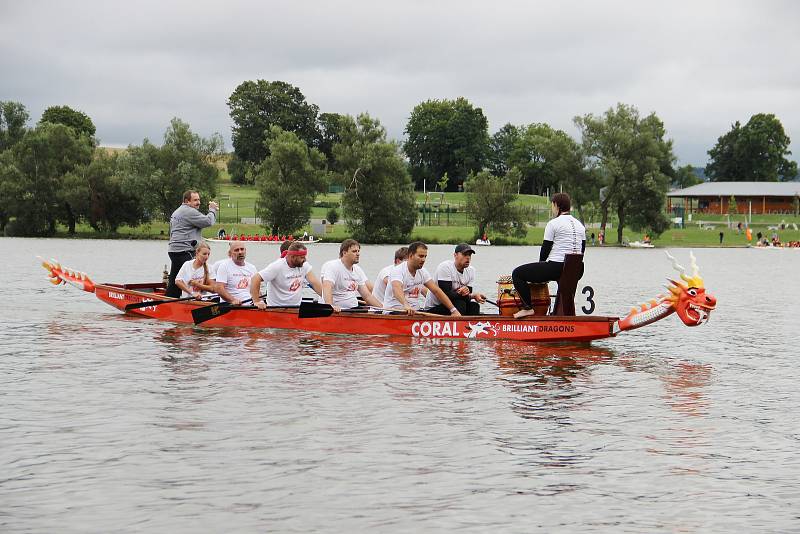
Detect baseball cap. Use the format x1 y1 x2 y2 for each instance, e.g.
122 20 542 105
454 243 476 255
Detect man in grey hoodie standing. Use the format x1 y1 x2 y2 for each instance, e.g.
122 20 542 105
166 190 219 297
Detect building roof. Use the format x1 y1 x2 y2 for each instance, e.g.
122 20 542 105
667 181 800 197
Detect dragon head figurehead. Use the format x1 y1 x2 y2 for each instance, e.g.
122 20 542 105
665 251 716 326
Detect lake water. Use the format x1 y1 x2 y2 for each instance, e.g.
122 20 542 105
2 238 799 532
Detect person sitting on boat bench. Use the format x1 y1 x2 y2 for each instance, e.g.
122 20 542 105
512 193 585 319
424 243 487 315
166 190 218 298
371 247 409 306
320 239 383 312
214 241 257 305
383 241 462 316
175 241 216 298
250 242 323 309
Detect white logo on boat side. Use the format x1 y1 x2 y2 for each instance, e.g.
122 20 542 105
109 291 126 300
464 321 499 338
410 321 500 338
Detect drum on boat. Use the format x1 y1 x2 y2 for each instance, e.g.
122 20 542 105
496 276 549 316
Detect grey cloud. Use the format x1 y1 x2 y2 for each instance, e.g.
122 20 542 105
1 0 798 165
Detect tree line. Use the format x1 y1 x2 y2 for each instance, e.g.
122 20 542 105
1 80 796 242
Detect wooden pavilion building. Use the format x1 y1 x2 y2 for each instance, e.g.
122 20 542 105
667 182 800 216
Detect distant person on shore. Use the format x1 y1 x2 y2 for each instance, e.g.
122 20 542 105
512 193 585 319
719 231 724 245
217 228 226 239
166 190 218 298
590 232 595 246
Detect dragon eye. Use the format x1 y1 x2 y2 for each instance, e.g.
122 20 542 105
688 288 698 296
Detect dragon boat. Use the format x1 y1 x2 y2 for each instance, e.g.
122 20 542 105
40 252 716 343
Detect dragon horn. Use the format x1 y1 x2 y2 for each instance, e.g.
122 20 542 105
664 251 686 275
689 251 700 279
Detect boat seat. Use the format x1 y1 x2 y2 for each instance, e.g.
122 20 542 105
551 253 584 316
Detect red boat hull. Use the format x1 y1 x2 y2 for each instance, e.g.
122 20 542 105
93 283 617 342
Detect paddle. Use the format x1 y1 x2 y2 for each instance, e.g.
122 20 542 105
191 294 266 325
298 301 441 319
125 293 218 311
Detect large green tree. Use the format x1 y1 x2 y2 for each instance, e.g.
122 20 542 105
404 97 490 191
120 118 221 222
488 123 520 177
39 105 96 139
317 112 347 170
706 113 798 181
464 169 526 240
673 164 703 189
227 80 320 182
575 103 674 242
0 101 29 152
62 152 147 233
336 113 416 243
0 122 93 235
254 126 328 235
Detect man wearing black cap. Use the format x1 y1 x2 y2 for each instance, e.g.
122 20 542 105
424 243 487 315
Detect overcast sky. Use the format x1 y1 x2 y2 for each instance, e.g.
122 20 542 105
2 0 798 166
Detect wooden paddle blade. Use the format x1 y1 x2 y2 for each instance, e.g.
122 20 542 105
191 302 231 324
298 302 335 319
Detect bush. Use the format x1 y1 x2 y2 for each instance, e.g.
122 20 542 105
326 207 339 225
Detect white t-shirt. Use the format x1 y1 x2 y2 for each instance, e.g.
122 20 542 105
320 259 368 309
383 261 432 311
176 259 212 298
424 260 475 307
209 258 228 280
214 258 257 303
258 258 314 307
371 264 394 305
544 214 586 262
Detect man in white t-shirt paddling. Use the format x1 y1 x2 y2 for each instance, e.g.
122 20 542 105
250 241 323 308
383 242 461 316
214 241 257 305
424 243 487 315
371 246 409 306
321 239 383 312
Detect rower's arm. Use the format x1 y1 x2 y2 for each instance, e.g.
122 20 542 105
175 279 193 295
248 273 265 309
322 280 335 305
391 280 411 310
437 280 462 302
215 280 239 305
539 240 553 262
424 280 461 316
192 278 216 293
306 272 323 297
358 284 383 308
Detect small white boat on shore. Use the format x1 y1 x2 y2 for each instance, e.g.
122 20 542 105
627 241 655 249
475 239 492 246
